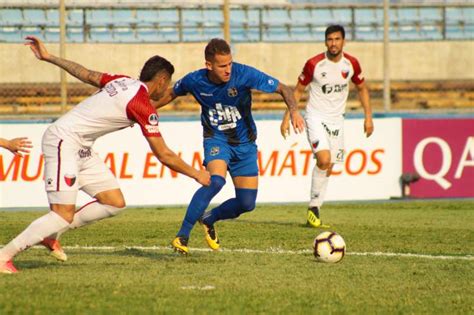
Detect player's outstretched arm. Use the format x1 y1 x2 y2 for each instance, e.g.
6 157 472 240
146 136 211 186
281 82 306 139
25 36 103 88
276 83 305 135
151 87 178 109
0 137 33 156
356 82 374 137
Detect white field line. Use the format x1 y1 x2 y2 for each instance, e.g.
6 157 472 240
2 245 471 261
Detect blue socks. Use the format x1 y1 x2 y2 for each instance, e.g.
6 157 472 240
177 175 225 238
202 188 258 226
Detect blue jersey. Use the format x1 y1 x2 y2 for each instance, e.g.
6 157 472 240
173 62 279 145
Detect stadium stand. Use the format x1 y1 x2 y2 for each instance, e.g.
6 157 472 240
0 3 472 43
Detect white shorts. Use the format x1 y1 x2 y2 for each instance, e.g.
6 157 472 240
42 129 119 204
305 115 345 163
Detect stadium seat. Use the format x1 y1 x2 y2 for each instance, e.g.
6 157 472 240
355 8 380 26
247 9 260 27
86 9 112 27
114 27 136 42
23 9 47 27
231 27 260 42
136 27 160 42
312 9 334 26
464 8 474 24
398 8 420 25
398 25 422 40
66 26 84 42
112 9 136 27
1 9 24 26
183 28 205 42
263 8 291 27
290 9 312 26
22 26 43 39
44 27 60 42
160 27 179 42
355 26 380 41
45 9 59 27
419 8 442 24
67 9 83 27
332 9 352 25
421 25 443 40
230 9 247 27
263 26 290 42
158 9 179 27
290 26 314 41
182 9 203 27
89 27 114 42
203 10 223 27
0 26 22 42
136 9 159 27
203 27 224 39
445 24 466 40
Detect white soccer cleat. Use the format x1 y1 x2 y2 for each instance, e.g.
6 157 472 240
41 238 68 262
0 260 18 274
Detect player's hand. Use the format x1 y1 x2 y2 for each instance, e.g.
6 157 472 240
195 169 211 186
290 111 305 135
364 118 374 137
25 36 50 61
280 118 291 139
5 137 33 156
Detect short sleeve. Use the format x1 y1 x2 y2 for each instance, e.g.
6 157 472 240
126 86 162 138
173 74 192 96
298 59 315 86
243 65 279 93
100 73 130 88
350 58 365 85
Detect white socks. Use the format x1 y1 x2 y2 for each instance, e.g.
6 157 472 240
0 211 69 262
50 201 125 240
309 164 329 208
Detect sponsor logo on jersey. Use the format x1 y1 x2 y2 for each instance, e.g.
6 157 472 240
210 146 220 156
227 87 238 97
341 70 349 79
209 103 242 130
321 83 348 94
336 149 345 162
145 125 160 133
148 113 159 125
78 148 92 159
64 174 76 187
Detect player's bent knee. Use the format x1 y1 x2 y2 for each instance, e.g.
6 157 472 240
236 188 258 214
210 175 226 191
104 204 126 217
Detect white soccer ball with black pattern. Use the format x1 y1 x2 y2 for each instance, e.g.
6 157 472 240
313 231 346 263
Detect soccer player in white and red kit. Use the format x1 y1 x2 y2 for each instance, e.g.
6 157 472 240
0 37 210 274
281 25 374 227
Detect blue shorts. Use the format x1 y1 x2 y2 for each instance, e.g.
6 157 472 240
203 139 258 177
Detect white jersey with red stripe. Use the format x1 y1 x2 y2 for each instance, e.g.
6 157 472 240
298 52 364 121
48 74 161 147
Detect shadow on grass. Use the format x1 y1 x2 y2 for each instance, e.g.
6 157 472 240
90 248 186 261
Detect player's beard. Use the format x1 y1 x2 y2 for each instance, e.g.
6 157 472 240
327 48 342 59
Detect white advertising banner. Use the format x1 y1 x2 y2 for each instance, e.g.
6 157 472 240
0 118 402 208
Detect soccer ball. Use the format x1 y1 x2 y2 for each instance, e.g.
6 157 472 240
313 231 346 263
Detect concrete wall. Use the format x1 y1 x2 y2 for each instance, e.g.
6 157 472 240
1 41 473 84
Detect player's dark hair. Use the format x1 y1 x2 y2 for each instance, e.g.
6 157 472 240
325 25 345 40
139 55 175 82
205 38 231 61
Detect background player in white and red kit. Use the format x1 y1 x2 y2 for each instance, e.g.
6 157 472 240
0 37 210 274
281 25 374 227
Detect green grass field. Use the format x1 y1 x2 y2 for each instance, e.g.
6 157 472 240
0 200 473 314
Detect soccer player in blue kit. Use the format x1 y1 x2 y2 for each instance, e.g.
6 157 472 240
155 38 305 254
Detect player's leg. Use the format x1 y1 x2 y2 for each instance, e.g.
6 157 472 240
172 139 230 254
0 136 77 273
200 142 258 250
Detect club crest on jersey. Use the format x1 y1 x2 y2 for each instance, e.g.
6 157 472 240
148 113 159 125
341 70 349 79
210 146 220 156
268 79 275 85
227 87 238 97
64 174 76 187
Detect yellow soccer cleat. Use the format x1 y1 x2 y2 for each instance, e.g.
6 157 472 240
307 207 322 228
199 220 220 251
171 236 189 255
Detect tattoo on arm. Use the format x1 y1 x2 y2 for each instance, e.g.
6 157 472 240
49 55 103 87
279 83 298 112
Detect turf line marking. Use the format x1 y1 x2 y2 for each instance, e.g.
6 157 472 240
2 245 471 261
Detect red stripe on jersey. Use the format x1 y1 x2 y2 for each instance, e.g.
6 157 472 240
100 73 131 88
76 200 98 213
299 53 325 86
343 52 365 85
126 86 162 138
56 139 63 191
